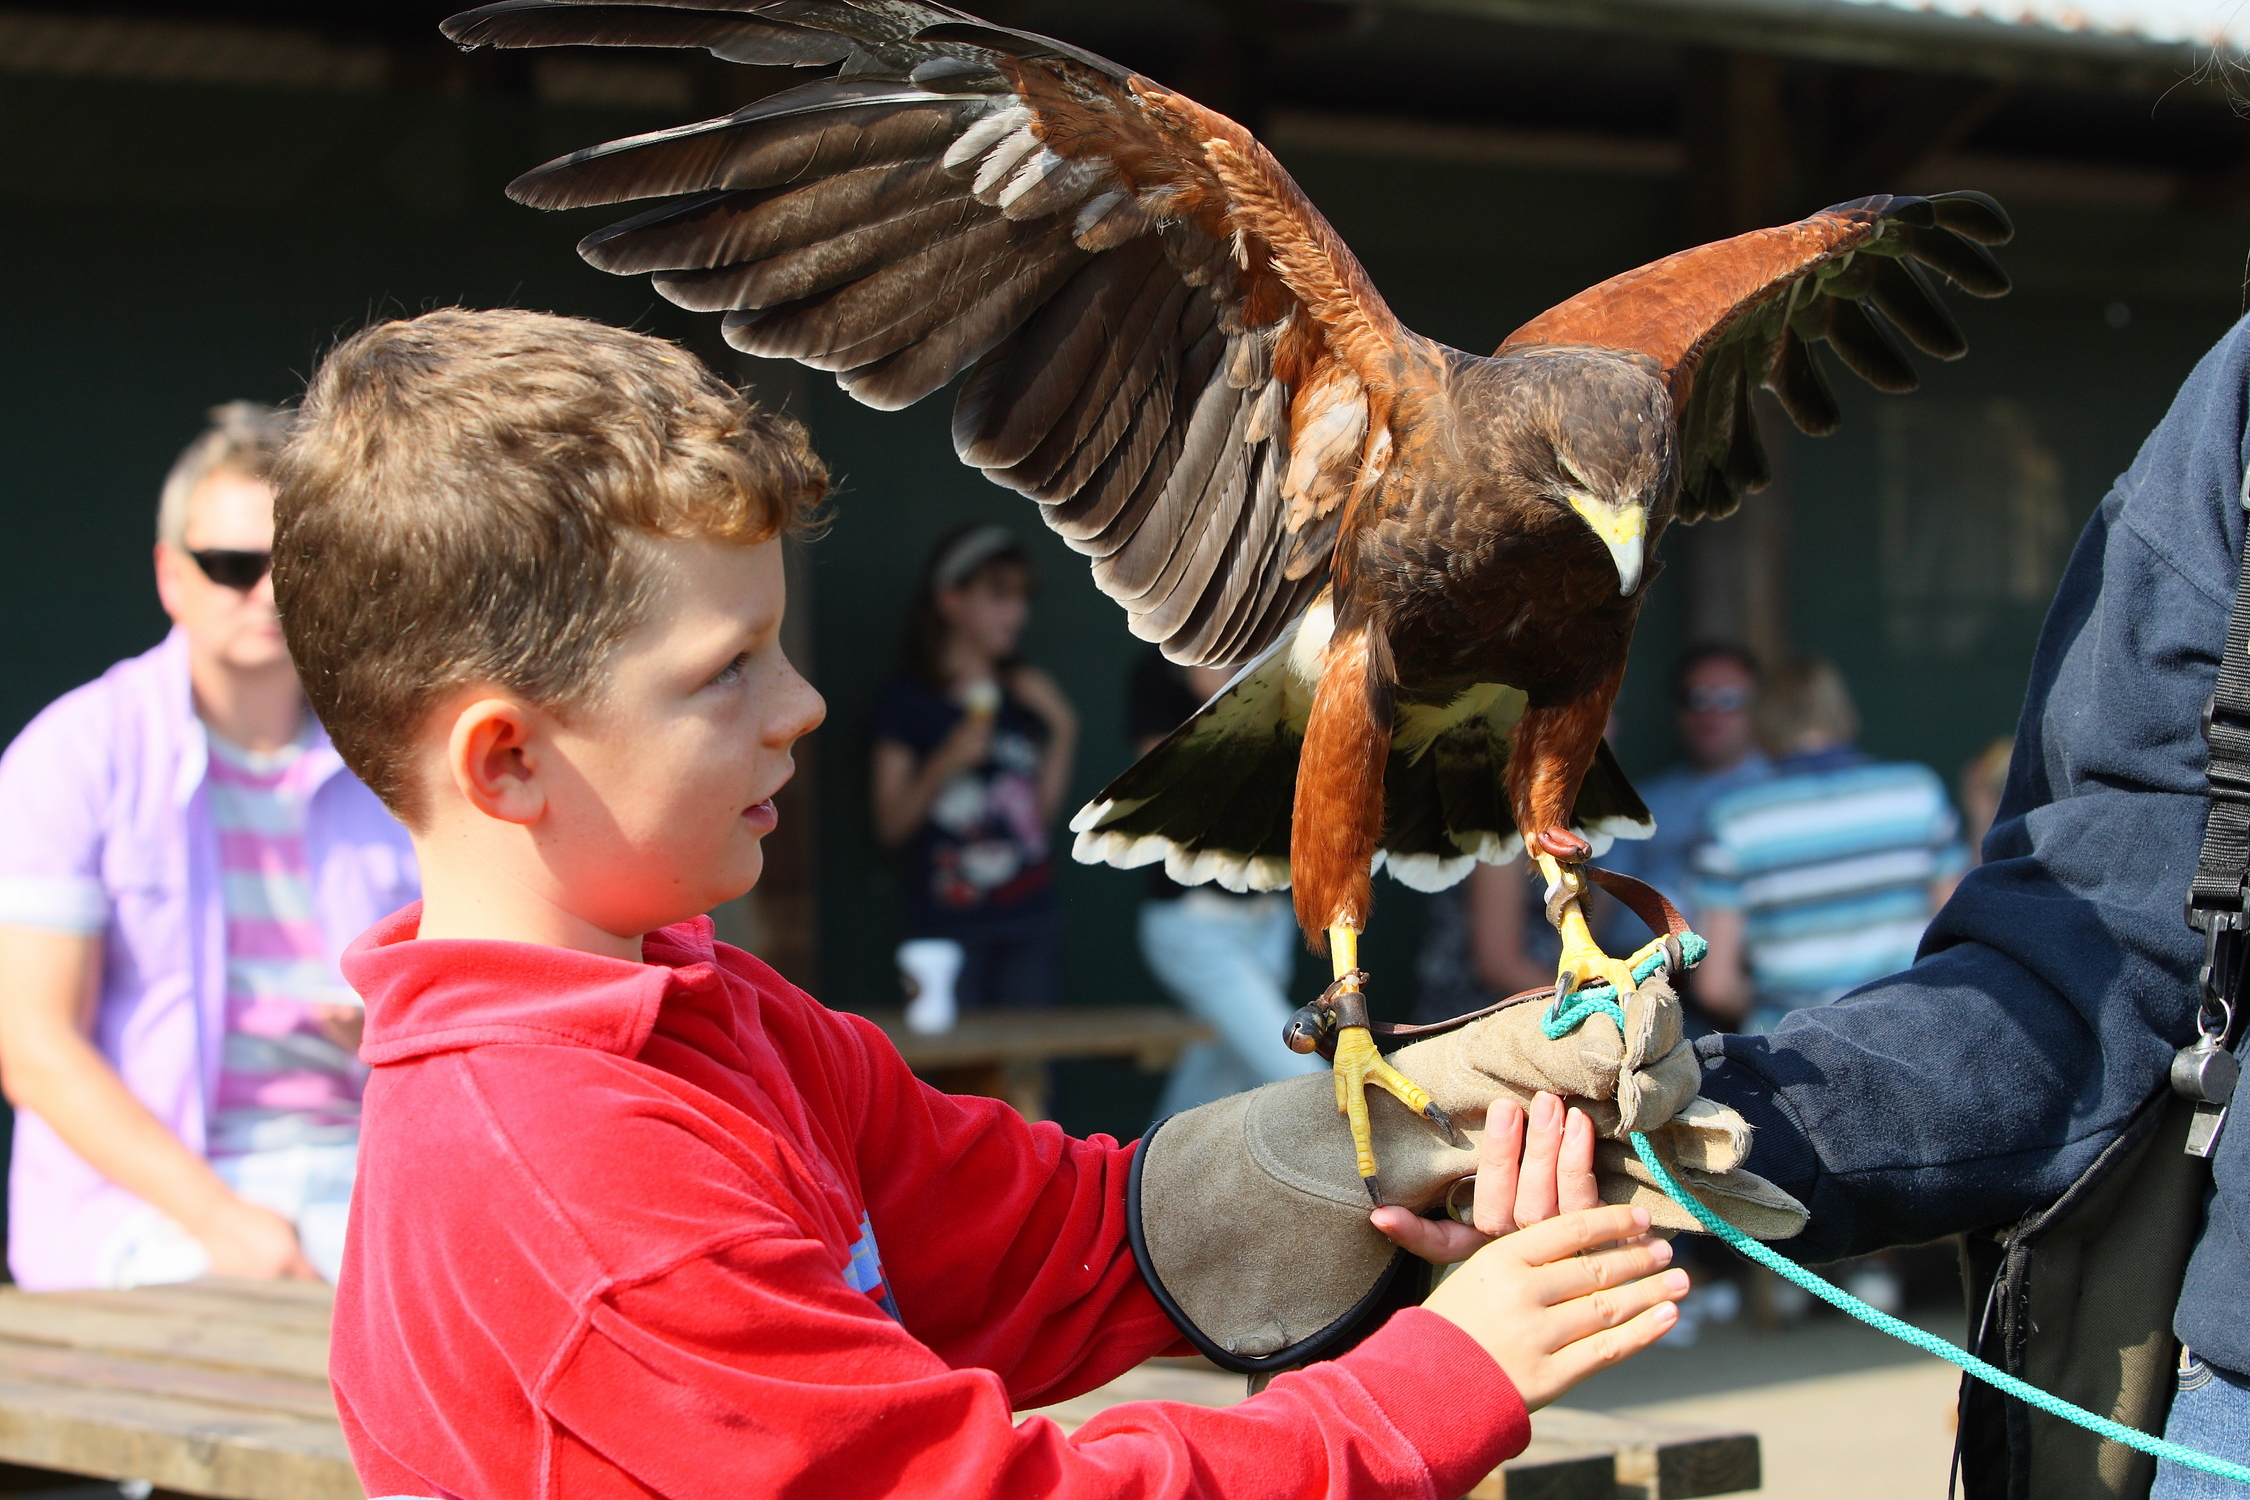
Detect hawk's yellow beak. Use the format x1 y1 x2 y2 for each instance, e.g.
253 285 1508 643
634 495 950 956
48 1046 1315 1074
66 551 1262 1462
1567 495 1646 597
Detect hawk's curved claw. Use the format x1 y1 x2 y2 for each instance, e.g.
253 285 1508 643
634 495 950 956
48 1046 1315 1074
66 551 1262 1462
1537 850 1670 1003
1332 1023 1455 1203
1322 926 1458 1203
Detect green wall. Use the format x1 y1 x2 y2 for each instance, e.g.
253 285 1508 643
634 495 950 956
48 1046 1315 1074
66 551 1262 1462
1 73 2244 1145
0 75 705 741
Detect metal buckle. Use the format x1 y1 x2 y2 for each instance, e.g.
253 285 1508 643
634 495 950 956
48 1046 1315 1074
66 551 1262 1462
2181 902 2244 1156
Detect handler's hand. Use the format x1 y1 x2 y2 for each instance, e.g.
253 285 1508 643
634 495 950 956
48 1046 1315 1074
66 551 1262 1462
1369 1090 1599 1265
1423 1203 1685 1410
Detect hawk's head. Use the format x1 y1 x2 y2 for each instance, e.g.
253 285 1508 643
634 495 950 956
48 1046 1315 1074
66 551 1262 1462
1493 347 1677 598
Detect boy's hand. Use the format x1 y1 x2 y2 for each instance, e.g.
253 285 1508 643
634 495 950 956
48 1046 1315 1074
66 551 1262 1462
1370 1090 1597 1265
1423 1203 1685 1409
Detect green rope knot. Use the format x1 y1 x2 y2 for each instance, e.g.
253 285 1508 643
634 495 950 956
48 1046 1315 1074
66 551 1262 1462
1537 978 2250 1487
1539 931 1709 1040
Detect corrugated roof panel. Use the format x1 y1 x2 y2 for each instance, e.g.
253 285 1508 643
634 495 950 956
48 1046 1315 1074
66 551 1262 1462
1834 0 2248 51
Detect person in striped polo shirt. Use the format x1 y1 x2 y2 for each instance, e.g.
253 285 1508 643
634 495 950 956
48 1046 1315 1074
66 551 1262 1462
0 403 418 1290
1692 658 1966 1035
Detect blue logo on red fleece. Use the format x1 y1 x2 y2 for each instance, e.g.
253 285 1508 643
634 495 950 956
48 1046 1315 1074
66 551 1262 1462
843 1212 901 1321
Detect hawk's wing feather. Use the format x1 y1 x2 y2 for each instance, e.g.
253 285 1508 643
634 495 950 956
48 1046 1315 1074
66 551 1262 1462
441 0 1425 666
1500 191 2013 523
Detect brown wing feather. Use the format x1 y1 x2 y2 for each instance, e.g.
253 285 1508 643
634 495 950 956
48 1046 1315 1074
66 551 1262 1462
443 0 1431 667
1501 191 2012 522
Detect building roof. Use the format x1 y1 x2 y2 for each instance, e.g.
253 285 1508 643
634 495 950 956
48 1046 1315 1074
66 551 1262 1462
1384 0 2245 84
1844 0 2244 50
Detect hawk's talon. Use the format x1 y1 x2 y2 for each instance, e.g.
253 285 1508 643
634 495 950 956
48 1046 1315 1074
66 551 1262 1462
1332 1022 1448 1203
1424 1098 1466 1149
1535 850 1671 1004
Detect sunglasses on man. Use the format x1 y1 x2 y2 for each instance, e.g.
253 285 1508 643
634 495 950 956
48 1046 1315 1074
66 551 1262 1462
1679 684 1751 714
189 549 272 591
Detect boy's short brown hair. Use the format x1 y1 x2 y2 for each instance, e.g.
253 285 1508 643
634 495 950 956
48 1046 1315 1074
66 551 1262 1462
273 307 826 826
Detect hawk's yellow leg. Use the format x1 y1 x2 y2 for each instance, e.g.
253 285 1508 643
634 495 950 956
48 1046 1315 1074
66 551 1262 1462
1532 854 1672 1000
1327 923 1457 1204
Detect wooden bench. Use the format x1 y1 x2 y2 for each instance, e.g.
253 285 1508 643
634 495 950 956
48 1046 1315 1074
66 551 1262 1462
862 1004 1213 1120
0 1283 1755 1500
0 1280 353 1500
1034 1357 1760 1499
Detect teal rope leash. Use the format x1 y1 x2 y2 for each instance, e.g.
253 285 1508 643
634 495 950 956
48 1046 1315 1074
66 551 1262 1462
1545 978 2250 1489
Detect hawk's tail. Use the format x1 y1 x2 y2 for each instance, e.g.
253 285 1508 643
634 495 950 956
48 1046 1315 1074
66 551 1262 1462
1070 606 1652 895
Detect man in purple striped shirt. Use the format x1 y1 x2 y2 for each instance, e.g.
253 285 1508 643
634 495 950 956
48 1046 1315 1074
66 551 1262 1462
0 404 418 1289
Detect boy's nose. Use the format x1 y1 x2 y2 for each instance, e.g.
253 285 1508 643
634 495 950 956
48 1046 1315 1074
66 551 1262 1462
770 661 826 743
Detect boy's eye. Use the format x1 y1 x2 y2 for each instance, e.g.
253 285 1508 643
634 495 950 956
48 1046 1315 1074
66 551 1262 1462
711 652 750 687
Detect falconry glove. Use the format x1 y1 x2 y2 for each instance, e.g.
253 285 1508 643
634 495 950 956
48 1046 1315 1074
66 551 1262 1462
1130 969 1807 1374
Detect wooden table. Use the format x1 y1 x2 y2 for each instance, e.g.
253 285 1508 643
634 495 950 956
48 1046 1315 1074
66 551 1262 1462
0 1280 355 1500
863 1005 1214 1120
1037 1360 1761 1500
0 1284 1755 1500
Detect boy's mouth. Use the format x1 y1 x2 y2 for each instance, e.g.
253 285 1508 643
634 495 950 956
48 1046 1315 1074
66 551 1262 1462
743 798 778 833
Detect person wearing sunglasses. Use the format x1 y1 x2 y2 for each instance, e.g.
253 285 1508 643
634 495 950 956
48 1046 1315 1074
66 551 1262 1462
0 401 419 1291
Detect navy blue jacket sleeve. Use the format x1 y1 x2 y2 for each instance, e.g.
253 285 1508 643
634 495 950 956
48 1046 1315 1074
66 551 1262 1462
1697 315 2250 1263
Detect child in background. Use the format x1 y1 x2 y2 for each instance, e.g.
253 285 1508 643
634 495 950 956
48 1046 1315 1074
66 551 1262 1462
284 308 1688 1500
871 526 1077 1028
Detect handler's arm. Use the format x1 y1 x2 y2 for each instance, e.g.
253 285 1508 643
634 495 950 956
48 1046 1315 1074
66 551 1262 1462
0 926 316 1279
1696 318 2250 1262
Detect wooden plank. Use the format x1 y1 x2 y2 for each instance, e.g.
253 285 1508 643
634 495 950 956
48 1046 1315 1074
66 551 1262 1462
863 1007 1211 1071
184 1280 335 1308
38 1287 332 1337
0 1342 335 1423
1467 1439 1617 1500
0 1371 358 1500
0 1295 328 1383
1534 1407 1760 1498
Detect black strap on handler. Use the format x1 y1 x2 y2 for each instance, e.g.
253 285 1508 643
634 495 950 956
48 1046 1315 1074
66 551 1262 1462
2180 473 2250 1151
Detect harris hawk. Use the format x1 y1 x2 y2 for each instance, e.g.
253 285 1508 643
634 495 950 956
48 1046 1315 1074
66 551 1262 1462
439 0 2013 1199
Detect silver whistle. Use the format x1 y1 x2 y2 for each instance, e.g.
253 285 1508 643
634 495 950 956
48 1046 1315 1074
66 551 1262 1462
2172 1036 2239 1158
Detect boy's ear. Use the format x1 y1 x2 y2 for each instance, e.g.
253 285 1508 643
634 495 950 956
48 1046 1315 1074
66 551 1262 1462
447 697 546 827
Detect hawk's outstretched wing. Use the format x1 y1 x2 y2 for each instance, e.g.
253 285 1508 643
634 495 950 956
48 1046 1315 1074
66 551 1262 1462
443 0 1440 666
1500 192 2013 522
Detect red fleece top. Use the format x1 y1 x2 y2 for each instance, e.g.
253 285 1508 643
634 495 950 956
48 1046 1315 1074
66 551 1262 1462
331 907 1530 1499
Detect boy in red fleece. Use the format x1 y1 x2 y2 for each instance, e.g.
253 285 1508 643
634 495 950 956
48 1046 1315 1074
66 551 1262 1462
272 308 1687 1500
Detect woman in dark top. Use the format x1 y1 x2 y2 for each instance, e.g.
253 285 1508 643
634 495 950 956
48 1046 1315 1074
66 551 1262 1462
870 525 1077 1020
